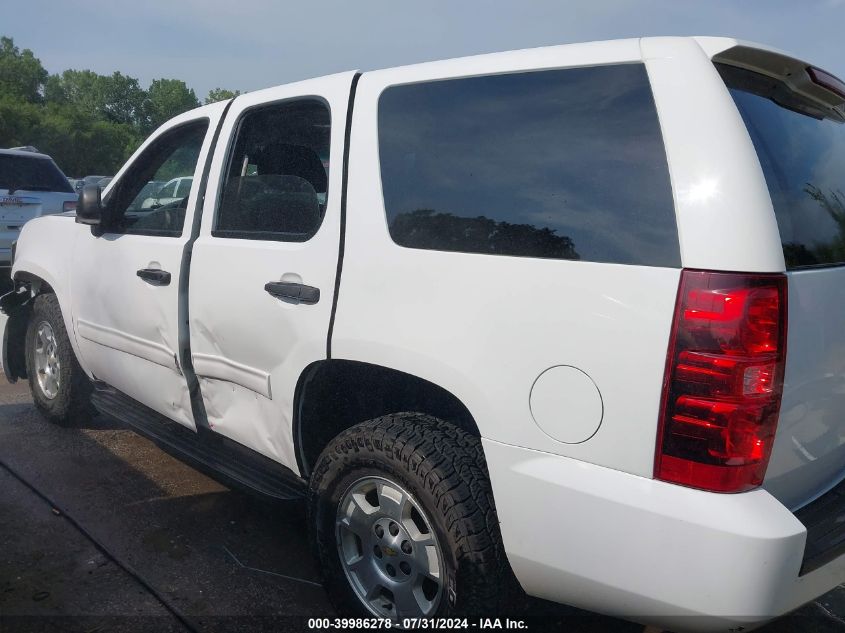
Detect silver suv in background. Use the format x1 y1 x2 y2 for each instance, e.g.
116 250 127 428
0 148 77 271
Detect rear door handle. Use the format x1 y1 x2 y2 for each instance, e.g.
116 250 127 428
264 281 320 305
136 268 171 286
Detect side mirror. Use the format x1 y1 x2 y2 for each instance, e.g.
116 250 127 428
75 184 103 225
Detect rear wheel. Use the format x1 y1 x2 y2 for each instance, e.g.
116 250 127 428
335 474 446 617
308 413 519 620
25 293 92 425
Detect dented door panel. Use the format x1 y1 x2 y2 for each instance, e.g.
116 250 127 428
189 72 357 471
69 103 229 430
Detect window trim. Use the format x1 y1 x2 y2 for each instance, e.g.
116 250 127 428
102 118 210 239
211 95 332 243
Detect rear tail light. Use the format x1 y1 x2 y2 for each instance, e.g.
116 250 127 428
63 200 77 213
655 270 788 493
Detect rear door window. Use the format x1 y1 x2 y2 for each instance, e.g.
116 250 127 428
214 99 331 242
718 63 845 269
377 64 680 266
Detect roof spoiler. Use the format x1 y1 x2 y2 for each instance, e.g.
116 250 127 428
707 43 845 118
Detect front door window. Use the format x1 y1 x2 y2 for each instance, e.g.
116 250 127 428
105 120 209 237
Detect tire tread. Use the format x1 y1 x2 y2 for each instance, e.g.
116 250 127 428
25 293 92 425
308 413 521 615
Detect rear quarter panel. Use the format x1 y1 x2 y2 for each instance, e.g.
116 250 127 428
767 269 845 509
334 40 684 477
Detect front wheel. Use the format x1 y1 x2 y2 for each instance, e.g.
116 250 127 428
308 413 519 620
25 293 92 425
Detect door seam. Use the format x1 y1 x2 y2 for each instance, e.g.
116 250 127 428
178 97 236 430
326 72 362 359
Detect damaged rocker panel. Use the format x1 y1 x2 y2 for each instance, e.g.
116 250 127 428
91 382 306 499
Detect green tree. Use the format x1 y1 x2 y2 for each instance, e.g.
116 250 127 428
0 35 208 176
143 79 200 133
0 97 140 175
102 72 146 125
205 87 242 104
46 69 146 127
44 69 105 114
0 97 42 146
0 36 48 102
43 74 67 104
34 104 140 175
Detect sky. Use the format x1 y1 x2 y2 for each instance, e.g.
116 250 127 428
2 0 844 100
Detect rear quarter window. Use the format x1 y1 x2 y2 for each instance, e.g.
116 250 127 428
377 64 680 266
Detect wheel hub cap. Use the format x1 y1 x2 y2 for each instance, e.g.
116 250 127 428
34 321 60 400
336 476 444 618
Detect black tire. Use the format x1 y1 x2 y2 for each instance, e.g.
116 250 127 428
308 413 520 619
25 293 93 425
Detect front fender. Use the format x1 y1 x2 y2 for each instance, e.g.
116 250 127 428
11 215 88 378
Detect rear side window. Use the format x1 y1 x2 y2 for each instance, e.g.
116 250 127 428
0 155 73 193
718 63 845 269
378 64 679 266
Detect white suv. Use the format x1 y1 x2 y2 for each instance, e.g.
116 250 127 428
3 37 845 632
0 148 77 269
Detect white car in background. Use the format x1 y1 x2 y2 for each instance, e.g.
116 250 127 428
140 176 193 209
0 148 77 270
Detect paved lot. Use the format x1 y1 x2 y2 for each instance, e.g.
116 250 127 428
0 379 332 632
0 373 844 632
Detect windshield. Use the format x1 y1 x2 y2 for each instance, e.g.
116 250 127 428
718 63 845 269
0 154 74 193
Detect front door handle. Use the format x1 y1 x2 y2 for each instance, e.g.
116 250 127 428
137 268 171 286
264 281 320 305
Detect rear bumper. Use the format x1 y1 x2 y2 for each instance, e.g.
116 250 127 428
484 438 845 632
